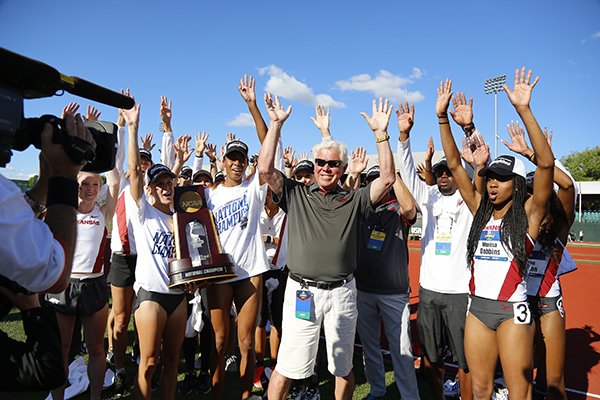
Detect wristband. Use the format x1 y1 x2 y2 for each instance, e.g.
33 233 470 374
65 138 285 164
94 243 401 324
375 134 390 143
47 177 78 208
462 123 475 135
437 114 448 119
438 121 449 125
23 191 47 215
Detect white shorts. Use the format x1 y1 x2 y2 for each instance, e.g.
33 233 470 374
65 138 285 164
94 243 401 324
275 276 357 379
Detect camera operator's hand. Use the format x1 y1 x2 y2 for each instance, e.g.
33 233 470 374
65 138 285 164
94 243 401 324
41 113 96 180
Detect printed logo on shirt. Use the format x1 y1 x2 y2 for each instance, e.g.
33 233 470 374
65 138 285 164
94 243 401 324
152 231 174 258
79 218 100 226
213 194 249 234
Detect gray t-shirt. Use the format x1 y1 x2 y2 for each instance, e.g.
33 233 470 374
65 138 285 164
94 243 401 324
274 176 372 281
355 199 414 294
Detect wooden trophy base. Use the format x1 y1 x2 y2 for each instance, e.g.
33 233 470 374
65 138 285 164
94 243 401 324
168 253 237 288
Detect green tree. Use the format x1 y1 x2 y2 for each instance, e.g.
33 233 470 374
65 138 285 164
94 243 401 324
560 146 600 181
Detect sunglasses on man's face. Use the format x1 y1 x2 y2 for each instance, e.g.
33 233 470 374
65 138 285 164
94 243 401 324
315 158 342 168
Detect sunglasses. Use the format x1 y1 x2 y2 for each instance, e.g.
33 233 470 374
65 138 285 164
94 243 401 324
315 158 342 168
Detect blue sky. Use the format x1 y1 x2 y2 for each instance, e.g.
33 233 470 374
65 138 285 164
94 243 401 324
1 0 599 179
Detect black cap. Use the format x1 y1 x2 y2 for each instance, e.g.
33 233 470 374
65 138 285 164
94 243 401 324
179 166 193 179
214 170 225 182
478 155 526 179
139 149 153 162
293 160 314 176
193 169 213 183
432 158 449 175
146 163 176 184
224 140 249 160
365 165 380 181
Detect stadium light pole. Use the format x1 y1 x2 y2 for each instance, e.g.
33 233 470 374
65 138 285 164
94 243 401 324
484 75 506 158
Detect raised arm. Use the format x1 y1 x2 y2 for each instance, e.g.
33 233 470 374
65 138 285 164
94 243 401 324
258 94 292 196
439 82 480 213
160 96 175 169
393 173 417 222
310 105 332 138
343 146 368 190
193 131 208 173
283 146 295 178
113 90 128 180
360 98 396 204
101 166 120 222
503 67 554 238
172 134 194 177
84 105 101 122
503 124 574 224
204 143 218 177
125 100 144 204
239 74 268 142
423 137 436 185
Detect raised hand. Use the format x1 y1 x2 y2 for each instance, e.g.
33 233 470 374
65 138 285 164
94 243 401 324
195 131 209 156
460 136 475 166
426 136 435 162
416 163 427 181
502 120 532 156
503 66 539 109
396 101 415 135
360 97 393 135
204 143 217 162
122 98 140 127
349 146 368 175
543 127 553 148
238 74 256 103
298 151 309 161
62 102 80 119
435 79 453 117
472 134 490 167
174 135 194 164
264 93 292 124
310 105 330 132
283 146 295 168
84 105 101 122
160 96 173 131
226 132 237 143
140 133 155 151
449 92 473 128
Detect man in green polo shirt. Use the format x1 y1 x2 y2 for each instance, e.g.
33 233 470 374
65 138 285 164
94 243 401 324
258 94 396 400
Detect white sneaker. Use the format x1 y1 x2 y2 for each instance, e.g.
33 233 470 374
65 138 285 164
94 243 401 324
225 354 239 372
491 385 509 400
444 378 460 397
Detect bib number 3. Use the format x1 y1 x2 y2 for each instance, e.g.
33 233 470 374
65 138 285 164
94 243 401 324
513 301 531 325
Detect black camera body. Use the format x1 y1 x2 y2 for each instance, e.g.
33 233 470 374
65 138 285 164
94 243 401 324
0 47 135 171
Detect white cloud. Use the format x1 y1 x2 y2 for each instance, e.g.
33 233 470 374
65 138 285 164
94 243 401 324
581 31 600 43
258 65 345 108
335 69 425 103
227 112 254 127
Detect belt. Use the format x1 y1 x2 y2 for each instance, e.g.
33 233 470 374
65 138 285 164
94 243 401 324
288 272 353 290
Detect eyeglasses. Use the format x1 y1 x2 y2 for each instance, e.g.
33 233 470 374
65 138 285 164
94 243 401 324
315 158 342 168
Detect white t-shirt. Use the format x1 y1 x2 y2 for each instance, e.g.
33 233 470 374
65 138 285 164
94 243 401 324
397 138 472 294
0 173 65 292
132 196 182 294
206 173 270 282
259 207 286 267
72 203 107 278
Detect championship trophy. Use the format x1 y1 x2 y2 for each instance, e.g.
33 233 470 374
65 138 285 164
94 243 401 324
169 185 236 288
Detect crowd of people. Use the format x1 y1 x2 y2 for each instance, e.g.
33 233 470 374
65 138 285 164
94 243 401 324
2 66 578 400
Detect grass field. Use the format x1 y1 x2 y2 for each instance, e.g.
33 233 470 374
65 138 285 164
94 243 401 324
0 305 434 400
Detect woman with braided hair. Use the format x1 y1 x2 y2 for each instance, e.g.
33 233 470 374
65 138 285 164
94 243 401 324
436 67 555 400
